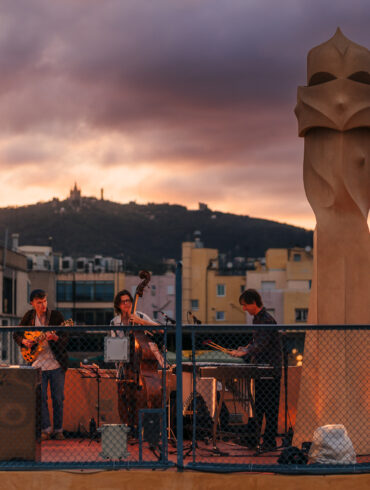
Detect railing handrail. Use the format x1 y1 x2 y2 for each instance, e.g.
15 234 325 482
3 323 369 333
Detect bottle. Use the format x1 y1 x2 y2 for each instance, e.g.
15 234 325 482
89 417 97 436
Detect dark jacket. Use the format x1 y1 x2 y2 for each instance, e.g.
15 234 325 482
14 309 69 371
242 307 282 374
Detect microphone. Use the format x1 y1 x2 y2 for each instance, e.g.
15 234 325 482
188 311 202 325
159 311 176 325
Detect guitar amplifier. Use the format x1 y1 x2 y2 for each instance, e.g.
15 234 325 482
0 366 41 461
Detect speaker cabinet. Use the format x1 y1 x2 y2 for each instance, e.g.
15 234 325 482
182 373 216 416
0 366 41 461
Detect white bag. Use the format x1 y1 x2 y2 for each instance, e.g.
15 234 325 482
309 424 356 464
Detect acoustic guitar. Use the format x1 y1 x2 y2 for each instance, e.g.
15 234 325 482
21 319 73 363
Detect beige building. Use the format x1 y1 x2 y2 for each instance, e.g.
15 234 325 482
56 270 176 326
125 272 176 323
246 247 313 324
0 247 30 325
56 271 125 325
16 243 62 309
0 246 30 364
182 242 246 324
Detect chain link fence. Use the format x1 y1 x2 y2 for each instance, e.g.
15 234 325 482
179 325 369 473
0 324 368 473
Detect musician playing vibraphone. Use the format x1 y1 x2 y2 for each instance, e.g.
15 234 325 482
229 289 282 451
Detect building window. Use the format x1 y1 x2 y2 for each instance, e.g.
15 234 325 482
2 277 13 314
94 282 114 301
191 299 199 310
151 285 156 296
62 259 72 270
75 282 94 301
215 311 225 321
58 308 113 326
76 260 85 270
240 285 245 294
216 284 226 297
295 308 308 322
167 285 175 295
57 281 114 302
261 281 276 291
57 281 73 302
293 253 301 262
57 309 73 320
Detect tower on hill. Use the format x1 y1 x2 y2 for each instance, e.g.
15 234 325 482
69 182 81 208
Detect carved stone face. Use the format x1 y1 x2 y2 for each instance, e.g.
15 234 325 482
295 28 370 136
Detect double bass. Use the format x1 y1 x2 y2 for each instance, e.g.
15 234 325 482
118 271 163 430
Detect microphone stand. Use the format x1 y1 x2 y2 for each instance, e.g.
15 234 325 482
188 312 201 325
160 311 176 325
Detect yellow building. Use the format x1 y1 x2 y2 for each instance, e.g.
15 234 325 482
246 247 313 324
182 242 246 324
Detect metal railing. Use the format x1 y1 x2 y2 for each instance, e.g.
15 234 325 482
0 265 368 474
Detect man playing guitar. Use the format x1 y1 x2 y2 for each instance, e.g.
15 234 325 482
13 289 69 441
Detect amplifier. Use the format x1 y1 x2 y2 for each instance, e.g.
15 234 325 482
0 366 41 461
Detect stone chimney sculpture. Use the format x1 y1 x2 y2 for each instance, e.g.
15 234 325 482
293 29 370 453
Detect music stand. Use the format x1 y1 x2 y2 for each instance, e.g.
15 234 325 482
78 363 117 442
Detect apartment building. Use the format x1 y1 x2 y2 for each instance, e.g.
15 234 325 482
56 271 125 325
182 241 246 324
125 273 176 323
246 247 313 324
0 245 30 363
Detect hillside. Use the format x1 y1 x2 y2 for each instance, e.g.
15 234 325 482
0 198 313 272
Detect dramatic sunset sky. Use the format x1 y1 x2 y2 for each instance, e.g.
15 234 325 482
0 0 369 230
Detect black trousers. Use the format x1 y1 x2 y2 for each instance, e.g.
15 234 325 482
254 376 281 445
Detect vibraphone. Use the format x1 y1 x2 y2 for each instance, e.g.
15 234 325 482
175 362 275 448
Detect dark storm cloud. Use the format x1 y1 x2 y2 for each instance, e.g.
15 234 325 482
1 0 368 134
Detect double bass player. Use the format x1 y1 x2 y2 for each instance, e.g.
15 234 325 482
110 275 165 435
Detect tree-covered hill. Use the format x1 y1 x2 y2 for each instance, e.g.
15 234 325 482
0 198 313 272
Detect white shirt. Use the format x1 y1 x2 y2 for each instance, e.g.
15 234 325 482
32 315 61 371
110 311 152 337
109 311 165 374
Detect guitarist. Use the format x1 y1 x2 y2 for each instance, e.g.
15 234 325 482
13 289 69 441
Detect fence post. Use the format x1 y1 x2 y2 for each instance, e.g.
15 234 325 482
175 261 183 470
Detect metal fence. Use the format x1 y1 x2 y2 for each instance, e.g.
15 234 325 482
177 323 369 474
0 323 369 473
0 265 368 473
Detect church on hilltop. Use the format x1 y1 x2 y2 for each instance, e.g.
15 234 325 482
69 182 82 207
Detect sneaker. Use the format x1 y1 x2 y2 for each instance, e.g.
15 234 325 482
41 432 51 441
54 432 65 440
